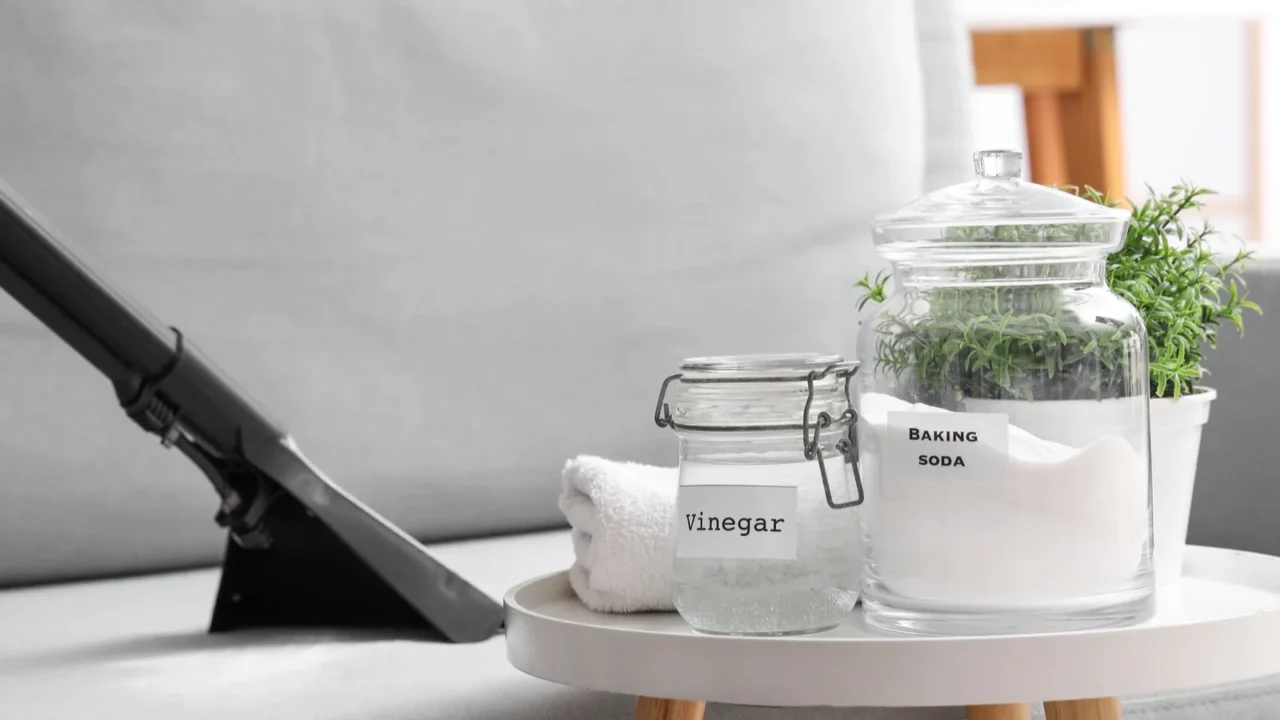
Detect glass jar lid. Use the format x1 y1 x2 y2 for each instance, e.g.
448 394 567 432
656 353 853 432
872 149 1131 262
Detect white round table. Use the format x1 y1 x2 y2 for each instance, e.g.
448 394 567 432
505 546 1280 720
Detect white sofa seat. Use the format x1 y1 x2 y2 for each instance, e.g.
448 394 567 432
0 532 948 720
2 531 1279 720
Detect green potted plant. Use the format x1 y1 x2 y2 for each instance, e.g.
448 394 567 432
1094 183 1256 583
856 182 1259 583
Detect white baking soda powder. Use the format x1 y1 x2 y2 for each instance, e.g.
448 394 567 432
859 392 1150 607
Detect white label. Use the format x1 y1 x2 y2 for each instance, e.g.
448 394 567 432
886 411 1009 482
676 485 798 560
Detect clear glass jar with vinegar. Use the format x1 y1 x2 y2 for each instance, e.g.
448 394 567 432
653 354 864 636
856 150 1155 636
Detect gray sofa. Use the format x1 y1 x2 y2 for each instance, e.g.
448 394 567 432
2 1 1279 718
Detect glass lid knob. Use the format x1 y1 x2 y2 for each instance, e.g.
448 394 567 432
974 149 1023 180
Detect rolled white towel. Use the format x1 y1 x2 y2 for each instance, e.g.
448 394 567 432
559 455 677 612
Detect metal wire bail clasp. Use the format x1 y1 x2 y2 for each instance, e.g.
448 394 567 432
803 362 865 510
653 374 681 429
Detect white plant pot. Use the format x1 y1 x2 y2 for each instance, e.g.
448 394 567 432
1147 388 1215 584
963 394 1211 586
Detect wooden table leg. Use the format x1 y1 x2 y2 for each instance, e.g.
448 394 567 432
634 696 706 720
1045 697 1123 720
634 696 1114 720
967 703 1032 720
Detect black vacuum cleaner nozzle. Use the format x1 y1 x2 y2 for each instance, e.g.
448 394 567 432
0 180 504 643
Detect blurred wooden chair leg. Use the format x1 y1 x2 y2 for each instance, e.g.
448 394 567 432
972 26 1125 198
1024 91 1070 188
1056 28 1125 198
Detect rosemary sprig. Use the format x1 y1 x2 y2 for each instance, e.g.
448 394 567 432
1109 182 1260 398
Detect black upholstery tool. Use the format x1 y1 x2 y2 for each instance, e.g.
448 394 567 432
0 180 504 642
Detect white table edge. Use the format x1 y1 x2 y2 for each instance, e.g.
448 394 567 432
504 546 1280 707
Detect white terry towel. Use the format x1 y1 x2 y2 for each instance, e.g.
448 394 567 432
559 456 677 612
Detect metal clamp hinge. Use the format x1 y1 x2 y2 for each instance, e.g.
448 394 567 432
801 364 865 510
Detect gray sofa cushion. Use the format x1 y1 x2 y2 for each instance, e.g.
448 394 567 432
1190 262 1280 557
0 0 971 586
2 530 1278 720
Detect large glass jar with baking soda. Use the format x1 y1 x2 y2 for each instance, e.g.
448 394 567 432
856 149 1154 636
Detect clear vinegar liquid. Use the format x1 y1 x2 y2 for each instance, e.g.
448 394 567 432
671 458 861 636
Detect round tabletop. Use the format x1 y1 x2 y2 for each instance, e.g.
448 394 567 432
505 546 1280 707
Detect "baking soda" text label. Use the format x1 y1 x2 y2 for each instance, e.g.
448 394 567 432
886 409 1009 482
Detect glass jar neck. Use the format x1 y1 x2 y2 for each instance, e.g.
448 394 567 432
672 376 851 431
663 355 854 433
894 258 1107 288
